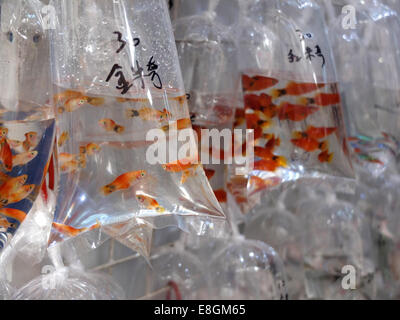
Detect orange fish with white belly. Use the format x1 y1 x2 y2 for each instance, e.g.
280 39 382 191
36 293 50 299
126 107 171 122
101 170 147 195
98 118 125 134
52 220 101 237
162 158 200 184
23 131 39 152
136 193 165 212
12 151 38 167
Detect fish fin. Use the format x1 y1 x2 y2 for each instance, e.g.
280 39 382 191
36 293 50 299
87 97 105 106
270 89 285 99
114 125 125 134
297 97 312 105
319 141 329 151
125 109 139 118
277 156 288 168
156 206 166 213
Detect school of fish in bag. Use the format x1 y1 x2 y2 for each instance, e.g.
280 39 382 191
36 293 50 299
47 0 226 251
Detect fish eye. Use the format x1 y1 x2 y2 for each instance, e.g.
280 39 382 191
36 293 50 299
33 34 41 43
141 172 145 176
1 199 8 205
6 31 13 42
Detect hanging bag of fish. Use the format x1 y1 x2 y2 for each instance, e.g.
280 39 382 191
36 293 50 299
48 0 225 249
236 0 354 200
327 0 400 172
0 0 56 252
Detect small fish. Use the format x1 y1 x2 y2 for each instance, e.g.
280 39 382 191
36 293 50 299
254 159 286 172
52 220 100 237
318 150 334 163
233 108 245 128
116 97 145 103
293 126 337 140
0 217 17 229
162 158 198 173
0 127 8 139
298 93 341 106
7 139 21 149
59 152 78 163
271 82 325 99
101 170 147 195
6 184 35 205
53 90 84 105
245 113 272 130
126 107 171 122
80 143 101 156
265 134 281 151
60 154 86 173
12 151 38 167
98 118 125 134
58 131 69 147
161 118 192 132
136 193 165 212
0 138 12 171
0 175 28 198
358 154 384 165
85 96 105 107
22 131 39 152
278 102 319 122
204 168 215 180
245 94 278 119
249 176 281 194
291 138 328 152
214 189 227 203
242 75 278 92
59 97 88 113
0 208 26 223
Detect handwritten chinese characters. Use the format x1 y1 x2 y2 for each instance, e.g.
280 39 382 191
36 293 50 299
288 45 325 68
106 31 163 95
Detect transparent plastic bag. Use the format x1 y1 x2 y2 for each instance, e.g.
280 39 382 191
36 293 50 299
236 0 354 202
0 0 56 252
48 0 225 249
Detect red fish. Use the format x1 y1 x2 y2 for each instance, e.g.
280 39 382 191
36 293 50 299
298 93 341 106
0 138 12 171
254 159 286 172
318 150 334 163
52 220 100 237
293 126 337 140
101 170 147 195
246 113 272 130
291 137 328 152
204 168 215 180
214 189 227 203
271 82 325 98
278 102 319 122
249 176 281 194
242 75 279 92
233 109 245 128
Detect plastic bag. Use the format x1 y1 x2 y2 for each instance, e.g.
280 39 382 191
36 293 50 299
236 0 354 202
48 0 225 249
0 0 56 252
326 0 400 169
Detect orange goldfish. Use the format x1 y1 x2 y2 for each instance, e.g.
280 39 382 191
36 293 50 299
58 131 69 147
0 208 27 223
101 170 147 195
0 174 28 196
214 189 227 203
298 93 341 106
80 143 101 156
59 97 88 113
278 102 319 122
318 150 334 163
0 217 17 229
293 126 337 140
6 184 35 205
52 220 100 237
254 159 284 172
60 154 86 173
254 148 287 166
271 82 325 99
245 94 277 119
59 152 78 163
136 193 165 212
246 113 272 130
0 127 8 138
0 138 12 171
249 176 281 194
12 151 38 167
126 107 171 122
204 168 215 180
53 90 84 105
98 118 125 134
242 75 278 92
162 158 198 173
291 137 328 152
22 131 39 151
85 96 105 107
162 118 192 132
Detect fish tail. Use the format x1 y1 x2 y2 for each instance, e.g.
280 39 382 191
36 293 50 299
114 125 125 133
297 97 312 105
319 140 329 151
156 206 166 213
270 89 285 99
277 156 288 168
125 109 140 118
87 97 105 106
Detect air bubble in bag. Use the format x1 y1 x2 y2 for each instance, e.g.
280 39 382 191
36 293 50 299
48 0 225 250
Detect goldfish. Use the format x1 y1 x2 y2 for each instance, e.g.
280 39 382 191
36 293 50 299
12 151 38 167
126 107 171 122
265 134 281 150
233 108 245 128
0 175 28 197
0 138 12 171
101 170 147 195
0 217 17 229
162 158 200 184
204 168 215 180
171 95 188 107
59 96 88 113
318 150 334 163
245 94 278 119
291 137 328 152
293 126 337 140
59 152 78 163
6 184 35 205
22 131 39 151
162 118 192 132
254 159 286 172
214 189 227 203
98 118 125 134
58 131 69 147
278 102 319 122
0 127 8 138
246 113 272 130
242 75 278 92
7 139 21 149
60 154 86 173
80 143 101 156
136 193 165 212
298 93 341 106
85 96 105 107
52 220 100 237
270 82 325 99
249 176 281 194
53 90 84 105
0 208 26 224
254 148 287 167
